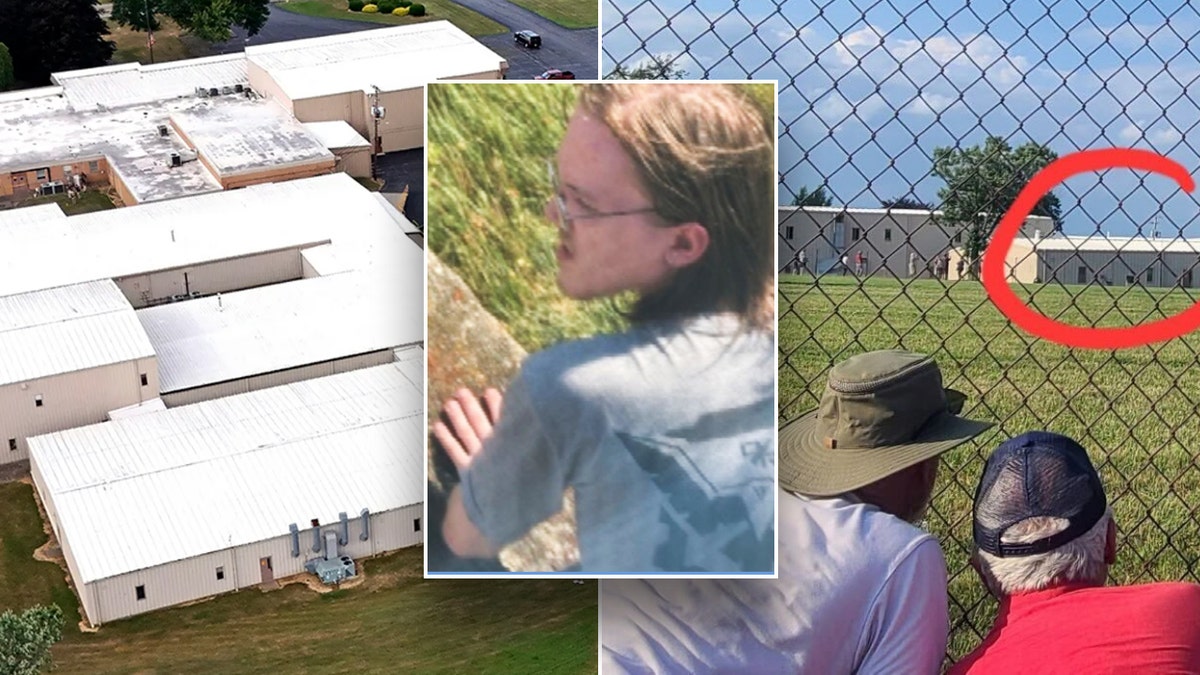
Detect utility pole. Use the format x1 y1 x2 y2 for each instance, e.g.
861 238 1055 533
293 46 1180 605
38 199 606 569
145 0 155 64
369 85 385 181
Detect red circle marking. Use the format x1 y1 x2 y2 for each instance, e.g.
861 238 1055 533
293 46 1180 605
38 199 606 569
983 148 1196 349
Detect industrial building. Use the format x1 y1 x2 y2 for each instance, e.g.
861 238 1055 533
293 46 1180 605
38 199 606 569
0 172 423 466
29 355 425 626
0 22 506 206
990 234 1200 287
778 205 1054 277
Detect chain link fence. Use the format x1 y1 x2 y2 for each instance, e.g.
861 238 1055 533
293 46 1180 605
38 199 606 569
605 0 1200 662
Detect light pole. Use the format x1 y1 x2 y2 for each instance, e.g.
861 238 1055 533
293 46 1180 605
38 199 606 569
369 85 386 181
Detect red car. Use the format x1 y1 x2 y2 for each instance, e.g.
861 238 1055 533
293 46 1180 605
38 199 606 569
535 69 576 80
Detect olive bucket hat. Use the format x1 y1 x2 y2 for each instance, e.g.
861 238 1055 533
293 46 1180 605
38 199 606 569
779 350 994 497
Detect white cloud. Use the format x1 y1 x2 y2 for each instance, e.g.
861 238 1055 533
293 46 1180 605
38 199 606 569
906 92 957 116
1150 127 1182 145
1119 123 1142 142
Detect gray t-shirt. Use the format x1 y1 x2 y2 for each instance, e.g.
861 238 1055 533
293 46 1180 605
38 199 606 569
459 314 775 573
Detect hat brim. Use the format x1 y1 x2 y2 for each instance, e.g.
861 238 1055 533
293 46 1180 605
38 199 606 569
779 410 994 497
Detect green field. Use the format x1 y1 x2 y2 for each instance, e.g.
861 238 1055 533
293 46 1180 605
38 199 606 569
505 0 598 28
276 0 506 36
0 482 596 673
781 274 1200 658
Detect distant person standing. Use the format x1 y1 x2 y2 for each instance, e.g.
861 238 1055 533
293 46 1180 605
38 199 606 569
956 258 965 280
855 250 865 276
908 251 918 278
943 253 952 280
798 249 807 275
841 254 850 276
934 256 945 280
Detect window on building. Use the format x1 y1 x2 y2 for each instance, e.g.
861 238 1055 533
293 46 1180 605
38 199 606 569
63 165 72 175
88 160 99 173
35 168 49 181
7 439 15 452
851 227 861 241
216 567 225 581
1077 266 1087 284
954 232 963 243
1127 274 1135 284
884 228 892 242
140 373 148 386
414 518 421 532
1185 271 1194 287
1147 269 1154 283
135 585 146 601
34 395 42 407
785 226 794 240
834 212 845 223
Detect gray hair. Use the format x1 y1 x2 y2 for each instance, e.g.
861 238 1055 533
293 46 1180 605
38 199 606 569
975 508 1112 596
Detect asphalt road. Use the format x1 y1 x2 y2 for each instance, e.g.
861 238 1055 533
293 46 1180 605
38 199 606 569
207 3 598 80
375 149 424 225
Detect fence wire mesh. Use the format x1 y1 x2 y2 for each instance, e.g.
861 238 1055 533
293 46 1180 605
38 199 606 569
606 0 1200 661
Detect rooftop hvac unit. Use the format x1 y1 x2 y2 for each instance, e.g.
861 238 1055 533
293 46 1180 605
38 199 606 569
157 124 168 137
221 86 232 95
169 152 181 167
234 84 244 93
208 87 218 97
195 87 209 98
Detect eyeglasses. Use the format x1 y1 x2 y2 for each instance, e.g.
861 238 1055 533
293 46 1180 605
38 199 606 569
546 160 659 233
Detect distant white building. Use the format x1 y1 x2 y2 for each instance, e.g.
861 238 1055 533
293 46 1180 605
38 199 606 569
993 234 1200 287
29 354 425 627
778 205 1053 277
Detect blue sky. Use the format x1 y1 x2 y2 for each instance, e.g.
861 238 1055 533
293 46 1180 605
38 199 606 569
602 0 1200 237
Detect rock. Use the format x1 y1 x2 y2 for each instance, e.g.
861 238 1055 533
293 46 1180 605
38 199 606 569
426 252 579 572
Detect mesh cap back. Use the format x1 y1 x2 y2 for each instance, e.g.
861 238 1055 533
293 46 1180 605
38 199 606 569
973 431 1107 558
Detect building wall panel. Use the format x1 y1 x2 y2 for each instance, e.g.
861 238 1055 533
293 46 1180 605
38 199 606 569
84 506 422 624
1 360 155 464
115 248 307 308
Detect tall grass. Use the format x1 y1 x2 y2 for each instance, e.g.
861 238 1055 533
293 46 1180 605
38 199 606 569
427 83 627 353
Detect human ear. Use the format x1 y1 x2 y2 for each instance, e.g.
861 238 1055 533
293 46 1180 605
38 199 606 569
664 222 710 268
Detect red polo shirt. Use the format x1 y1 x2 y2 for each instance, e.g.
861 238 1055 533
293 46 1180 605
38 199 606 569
950 582 1200 675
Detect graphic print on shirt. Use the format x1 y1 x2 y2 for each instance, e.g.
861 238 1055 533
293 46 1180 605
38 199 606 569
616 397 775 572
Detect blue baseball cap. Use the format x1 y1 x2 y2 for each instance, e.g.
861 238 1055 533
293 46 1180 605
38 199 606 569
973 431 1107 558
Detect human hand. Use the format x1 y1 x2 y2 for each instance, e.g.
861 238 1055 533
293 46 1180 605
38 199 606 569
433 387 504 474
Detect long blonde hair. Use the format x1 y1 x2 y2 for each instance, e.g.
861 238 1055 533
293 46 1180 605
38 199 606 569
576 83 775 330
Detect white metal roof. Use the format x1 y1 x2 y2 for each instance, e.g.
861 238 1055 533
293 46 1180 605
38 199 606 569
302 121 370 150
52 55 248 109
107 398 167 420
29 361 424 582
246 22 506 100
0 173 420 297
1027 235 1200 254
0 281 155 386
137 269 423 393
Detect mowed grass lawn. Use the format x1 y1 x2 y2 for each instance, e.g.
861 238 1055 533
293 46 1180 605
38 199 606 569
277 0 506 36
506 0 598 28
781 274 1200 658
0 483 596 673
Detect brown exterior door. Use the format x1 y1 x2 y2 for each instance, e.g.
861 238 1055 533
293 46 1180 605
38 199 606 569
259 556 274 584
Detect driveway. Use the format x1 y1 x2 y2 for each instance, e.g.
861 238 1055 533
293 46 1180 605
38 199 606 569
375 149 424 225
206 3 597 80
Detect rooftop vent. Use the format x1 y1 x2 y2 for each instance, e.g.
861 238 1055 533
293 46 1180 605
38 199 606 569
208 87 218 97
196 87 209 98
169 152 181 167
221 86 233 95
157 124 168 137
234 84 244 93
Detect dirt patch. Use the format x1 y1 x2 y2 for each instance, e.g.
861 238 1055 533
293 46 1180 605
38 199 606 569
0 460 31 484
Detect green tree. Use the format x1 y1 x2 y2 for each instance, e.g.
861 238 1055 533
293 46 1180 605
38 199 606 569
0 605 65 675
0 43 13 91
0 0 115 86
606 54 688 80
791 186 833 207
112 0 269 43
881 195 933 210
933 136 1062 273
